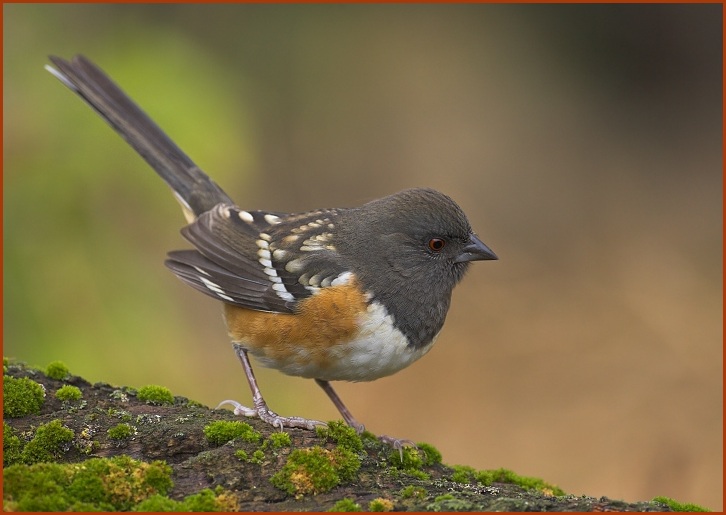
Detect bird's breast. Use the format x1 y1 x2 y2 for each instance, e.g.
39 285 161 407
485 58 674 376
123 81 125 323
223 277 436 382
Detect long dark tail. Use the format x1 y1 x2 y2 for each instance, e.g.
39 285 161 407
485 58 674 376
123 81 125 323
46 55 234 219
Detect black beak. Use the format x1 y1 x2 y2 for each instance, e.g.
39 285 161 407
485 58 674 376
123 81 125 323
455 234 498 263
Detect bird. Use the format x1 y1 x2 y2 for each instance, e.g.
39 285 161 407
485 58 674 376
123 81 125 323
45 55 498 447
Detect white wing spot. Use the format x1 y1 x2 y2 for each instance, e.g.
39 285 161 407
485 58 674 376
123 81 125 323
273 249 288 260
299 233 336 252
264 214 281 225
257 249 271 260
331 271 354 286
272 282 295 301
256 239 270 250
193 266 211 277
285 258 305 273
308 273 323 287
294 221 322 233
259 232 272 242
238 210 254 223
200 276 234 302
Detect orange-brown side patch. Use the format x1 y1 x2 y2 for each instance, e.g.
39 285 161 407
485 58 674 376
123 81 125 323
223 279 368 368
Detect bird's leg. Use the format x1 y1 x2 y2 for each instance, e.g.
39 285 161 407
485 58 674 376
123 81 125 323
314 378 365 433
217 343 326 431
315 378 416 454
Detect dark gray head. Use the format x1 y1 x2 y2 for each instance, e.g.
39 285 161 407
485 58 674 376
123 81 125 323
336 187 497 347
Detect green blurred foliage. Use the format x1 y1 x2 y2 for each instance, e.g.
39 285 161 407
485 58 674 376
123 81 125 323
3 4 722 511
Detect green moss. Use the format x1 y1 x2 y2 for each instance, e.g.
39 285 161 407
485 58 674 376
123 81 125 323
55 384 82 401
399 485 427 500
328 498 363 511
3 462 73 511
3 375 45 417
426 493 476 511
132 487 237 512
270 446 361 497
180 487 239 511
387 446 429 479
369 497 395 511
45 361 70 380
204 420 261 445
266 431 292 449
3 422 24 467
235 448 265 464
653 496 710 512
251 449 265 463
360 429 379 443
417 442 442 466
3 455 173 511
132 494 179 511
390 446 422 469
316 420 363 452
407 468 430 480
450 464 477 484
389 441 442 471
107 423 135 440
20 419 74 464
136 385 174 405
475 468 565 496
132 487 238 512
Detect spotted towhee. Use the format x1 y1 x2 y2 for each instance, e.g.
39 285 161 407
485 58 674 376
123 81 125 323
46 55 497 446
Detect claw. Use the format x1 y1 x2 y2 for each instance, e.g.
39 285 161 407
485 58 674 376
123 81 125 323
216 399 257 417
377 435 418 461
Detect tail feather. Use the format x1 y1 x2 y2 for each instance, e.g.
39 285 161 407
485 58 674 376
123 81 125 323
46 55 234 217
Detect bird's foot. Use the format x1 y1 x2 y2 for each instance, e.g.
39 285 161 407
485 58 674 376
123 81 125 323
376 434 418 461
377 434 417 450
339 418 417 460
216 399 326 431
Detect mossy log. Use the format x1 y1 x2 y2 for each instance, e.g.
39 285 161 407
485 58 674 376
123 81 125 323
3 360 697 512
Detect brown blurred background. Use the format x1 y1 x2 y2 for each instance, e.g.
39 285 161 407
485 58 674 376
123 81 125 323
3 4 722 510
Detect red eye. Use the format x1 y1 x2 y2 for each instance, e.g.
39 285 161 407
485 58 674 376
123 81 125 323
428 238 446 252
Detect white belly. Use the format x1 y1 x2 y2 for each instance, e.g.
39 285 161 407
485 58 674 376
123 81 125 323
250 300 437 382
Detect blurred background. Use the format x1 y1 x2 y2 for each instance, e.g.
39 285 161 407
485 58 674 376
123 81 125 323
3 4 722 510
